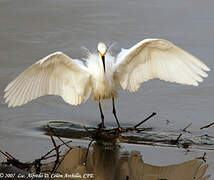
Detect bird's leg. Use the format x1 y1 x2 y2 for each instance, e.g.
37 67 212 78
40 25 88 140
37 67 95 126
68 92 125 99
98 101 105 129
112 98 122 131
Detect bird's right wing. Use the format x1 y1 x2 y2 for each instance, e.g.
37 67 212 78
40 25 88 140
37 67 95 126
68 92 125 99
114 39 210 92
4 52 92 107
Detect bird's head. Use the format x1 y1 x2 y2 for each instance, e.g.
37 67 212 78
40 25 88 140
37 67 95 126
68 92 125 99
98 42 107 56
98 42 107 73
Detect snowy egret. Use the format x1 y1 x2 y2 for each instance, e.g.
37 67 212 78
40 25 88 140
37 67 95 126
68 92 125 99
4 39 210 129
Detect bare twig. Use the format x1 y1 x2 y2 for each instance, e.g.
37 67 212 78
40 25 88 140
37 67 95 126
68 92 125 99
200 122 214 130
0 149 12 159
176 134 182 142
81 113 157 142
56 136 71 149
5 152 16 160
1 149 33 170
39 140 73 161
182 123 192 132
134 112 156 129
0 131 74 175
84 126 93 137
40 147 58 160
196 153 207 163
170 133 182 145
47 125 60 174
84 140 94 166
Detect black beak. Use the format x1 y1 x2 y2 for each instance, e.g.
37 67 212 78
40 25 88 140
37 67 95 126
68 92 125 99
101 55 106 73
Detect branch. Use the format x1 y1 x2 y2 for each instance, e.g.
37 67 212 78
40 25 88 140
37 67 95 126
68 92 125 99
200 122 214 130
47 125 60 174
134 112 156 129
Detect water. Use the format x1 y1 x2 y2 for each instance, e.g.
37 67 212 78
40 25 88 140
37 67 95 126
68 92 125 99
0 0 214 177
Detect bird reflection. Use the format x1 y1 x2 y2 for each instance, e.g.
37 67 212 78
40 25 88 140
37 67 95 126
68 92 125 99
55 142 210 180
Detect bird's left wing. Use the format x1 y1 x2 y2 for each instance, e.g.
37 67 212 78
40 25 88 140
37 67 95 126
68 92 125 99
4 52 92 107
114 39 210 92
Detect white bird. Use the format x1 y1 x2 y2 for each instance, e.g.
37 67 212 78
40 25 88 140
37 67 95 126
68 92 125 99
4 39 210 129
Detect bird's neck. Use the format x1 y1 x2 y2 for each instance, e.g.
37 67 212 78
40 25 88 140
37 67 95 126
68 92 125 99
101 56 106 73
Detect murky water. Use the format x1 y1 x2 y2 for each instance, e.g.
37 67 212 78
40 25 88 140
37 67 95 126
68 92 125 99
0 0 214 178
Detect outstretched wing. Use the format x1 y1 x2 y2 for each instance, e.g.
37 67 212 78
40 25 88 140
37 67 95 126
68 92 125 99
114 39 210 92
4 52 92 107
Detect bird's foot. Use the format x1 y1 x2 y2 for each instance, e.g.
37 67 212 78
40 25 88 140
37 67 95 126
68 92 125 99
116 126 122 134
98 122 105 130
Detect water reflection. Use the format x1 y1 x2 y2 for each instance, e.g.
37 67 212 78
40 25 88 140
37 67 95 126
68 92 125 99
54 143 210 180
40 121 213 179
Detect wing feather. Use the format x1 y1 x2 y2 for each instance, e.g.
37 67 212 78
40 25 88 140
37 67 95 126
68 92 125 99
114 39 210 92
4 52 92 107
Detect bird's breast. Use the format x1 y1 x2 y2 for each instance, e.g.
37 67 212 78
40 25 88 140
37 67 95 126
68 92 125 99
86 53 118 101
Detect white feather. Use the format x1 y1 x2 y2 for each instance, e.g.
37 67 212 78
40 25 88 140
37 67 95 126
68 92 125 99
4 52 92 107
4 39 210 108
114 39 210 92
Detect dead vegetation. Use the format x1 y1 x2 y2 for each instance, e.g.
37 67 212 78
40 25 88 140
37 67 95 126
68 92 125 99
0 113 212 180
